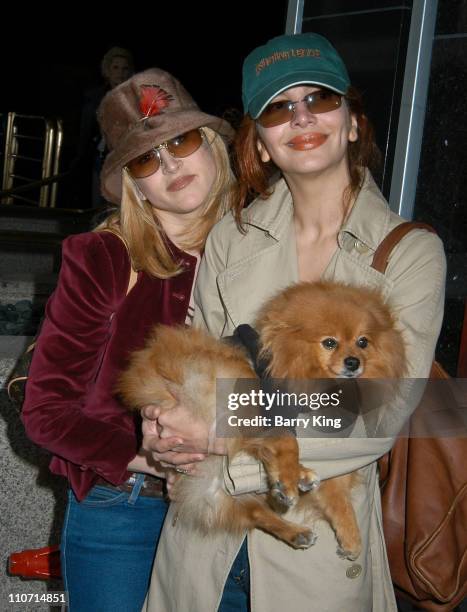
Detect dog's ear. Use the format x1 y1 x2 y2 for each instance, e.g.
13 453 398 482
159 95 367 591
259 317 302 337
259 322 309 378
259 321 303 361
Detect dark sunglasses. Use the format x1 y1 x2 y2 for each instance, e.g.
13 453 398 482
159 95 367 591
257 89 343 128
127 128 204 178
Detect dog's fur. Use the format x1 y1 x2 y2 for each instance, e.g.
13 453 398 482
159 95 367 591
117 281 406 558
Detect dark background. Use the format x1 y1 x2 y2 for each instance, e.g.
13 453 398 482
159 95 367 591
1 3 288 169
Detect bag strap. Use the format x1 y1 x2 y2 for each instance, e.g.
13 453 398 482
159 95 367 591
370 221 436 274
371 221 445 381
6 342 36 397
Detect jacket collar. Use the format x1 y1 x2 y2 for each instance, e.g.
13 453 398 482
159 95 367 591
241 169 391 251
338 170 391 251
241 179 294 240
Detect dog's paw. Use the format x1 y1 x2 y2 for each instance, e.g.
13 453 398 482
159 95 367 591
298 467 320 493
336 546 360 561
270 481 297 508
292 530 318 549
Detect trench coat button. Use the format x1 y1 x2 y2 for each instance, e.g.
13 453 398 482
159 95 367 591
354 239 369 254
172 512 179 527
346 563 362 579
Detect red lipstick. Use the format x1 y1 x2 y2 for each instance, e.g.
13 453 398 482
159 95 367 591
287 133 328 150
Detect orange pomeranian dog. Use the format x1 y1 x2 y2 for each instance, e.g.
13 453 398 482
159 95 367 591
117 281 406 559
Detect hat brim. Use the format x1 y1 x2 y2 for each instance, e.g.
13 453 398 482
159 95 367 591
101 110 233 204
249 71 349 119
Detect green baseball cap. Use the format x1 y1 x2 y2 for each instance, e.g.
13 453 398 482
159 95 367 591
242 33 351 119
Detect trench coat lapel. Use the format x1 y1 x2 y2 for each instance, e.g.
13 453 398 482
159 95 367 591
216 183 299 329
216 171 396 330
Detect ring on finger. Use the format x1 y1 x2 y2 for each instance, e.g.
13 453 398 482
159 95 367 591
175 467 189 474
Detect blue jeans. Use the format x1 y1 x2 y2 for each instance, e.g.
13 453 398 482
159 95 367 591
61 474 168 612
218 538 250 612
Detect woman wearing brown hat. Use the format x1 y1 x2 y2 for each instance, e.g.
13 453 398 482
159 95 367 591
141 33 446 611
21 67 234 612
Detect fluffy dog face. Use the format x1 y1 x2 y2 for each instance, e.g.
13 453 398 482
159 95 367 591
257 281 406 380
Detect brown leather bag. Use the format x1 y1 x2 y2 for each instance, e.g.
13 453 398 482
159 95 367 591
373 222 467 611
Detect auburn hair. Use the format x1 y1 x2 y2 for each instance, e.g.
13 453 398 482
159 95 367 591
95 127 235 278
232 86 381 228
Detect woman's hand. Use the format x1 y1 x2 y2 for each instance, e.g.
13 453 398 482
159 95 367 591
141 404 207 470
141 404 227 468
166 470 179 500
127 448 167 478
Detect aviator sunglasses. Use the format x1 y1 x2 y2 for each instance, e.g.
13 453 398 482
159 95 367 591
127 128 204 178
257 89 343 128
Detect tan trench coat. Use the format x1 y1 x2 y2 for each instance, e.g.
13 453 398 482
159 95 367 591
143 171 446 612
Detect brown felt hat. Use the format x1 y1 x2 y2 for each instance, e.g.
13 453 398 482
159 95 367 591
98 68 234 204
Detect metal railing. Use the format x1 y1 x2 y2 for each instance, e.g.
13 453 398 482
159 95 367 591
1 113 63 207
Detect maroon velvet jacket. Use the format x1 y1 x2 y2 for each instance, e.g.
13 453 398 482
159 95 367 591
22 231 196 500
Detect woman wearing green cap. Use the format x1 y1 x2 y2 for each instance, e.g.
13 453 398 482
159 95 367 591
142 33 445 611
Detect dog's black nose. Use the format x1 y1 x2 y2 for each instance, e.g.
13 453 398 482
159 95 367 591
344 356 360 371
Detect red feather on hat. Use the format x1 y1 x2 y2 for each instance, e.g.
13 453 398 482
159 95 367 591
139 85 174 119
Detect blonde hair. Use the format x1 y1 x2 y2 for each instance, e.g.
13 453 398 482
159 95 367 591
95 128 234 279
101 47 134 79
